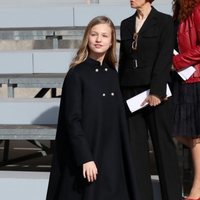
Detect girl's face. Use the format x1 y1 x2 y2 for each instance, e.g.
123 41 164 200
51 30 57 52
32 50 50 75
130 0 148 9
88 23 112 60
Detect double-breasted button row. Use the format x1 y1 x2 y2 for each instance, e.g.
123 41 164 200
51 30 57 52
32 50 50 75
95 68 108 72
102 92 115 96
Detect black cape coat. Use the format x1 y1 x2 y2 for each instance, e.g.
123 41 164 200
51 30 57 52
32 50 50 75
46 58 139 200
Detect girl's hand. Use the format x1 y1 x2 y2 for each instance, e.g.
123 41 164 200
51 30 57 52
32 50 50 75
83 161 98 182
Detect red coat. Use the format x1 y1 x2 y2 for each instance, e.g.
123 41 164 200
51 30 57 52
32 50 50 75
173 4 200 83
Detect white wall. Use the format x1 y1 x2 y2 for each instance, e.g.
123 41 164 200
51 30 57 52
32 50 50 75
0 0 173 16
0 0 172 6
153 1 173 15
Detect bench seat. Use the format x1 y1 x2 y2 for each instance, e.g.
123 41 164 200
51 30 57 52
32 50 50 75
0 124 56 140
0 98 60 165
0 98 60 140
0 49 76 74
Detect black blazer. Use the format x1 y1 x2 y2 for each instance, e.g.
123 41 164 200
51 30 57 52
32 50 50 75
118 7 174 98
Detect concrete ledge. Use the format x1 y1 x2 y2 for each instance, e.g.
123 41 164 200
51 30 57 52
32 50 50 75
0 52 33 74
0 98 60 125
0 171 161 200
33 49 76 73
152 175 162 200
0 98 59 139
0 49 76 74
0 6 74 28
0 3 172 30
0 171 49 200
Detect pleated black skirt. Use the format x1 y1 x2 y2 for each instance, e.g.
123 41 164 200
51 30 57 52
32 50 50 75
172 77 200 138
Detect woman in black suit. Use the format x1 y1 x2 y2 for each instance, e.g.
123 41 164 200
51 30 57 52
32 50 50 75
118 0 182 200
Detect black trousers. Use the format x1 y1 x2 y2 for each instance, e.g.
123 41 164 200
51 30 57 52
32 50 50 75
123 88 182 200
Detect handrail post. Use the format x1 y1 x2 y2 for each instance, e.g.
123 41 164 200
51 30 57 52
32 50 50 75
86 0 99 4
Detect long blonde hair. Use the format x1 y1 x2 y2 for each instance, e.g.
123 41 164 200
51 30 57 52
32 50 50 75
70 16 117 68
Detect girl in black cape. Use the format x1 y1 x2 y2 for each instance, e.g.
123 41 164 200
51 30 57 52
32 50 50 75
46 16 138 200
